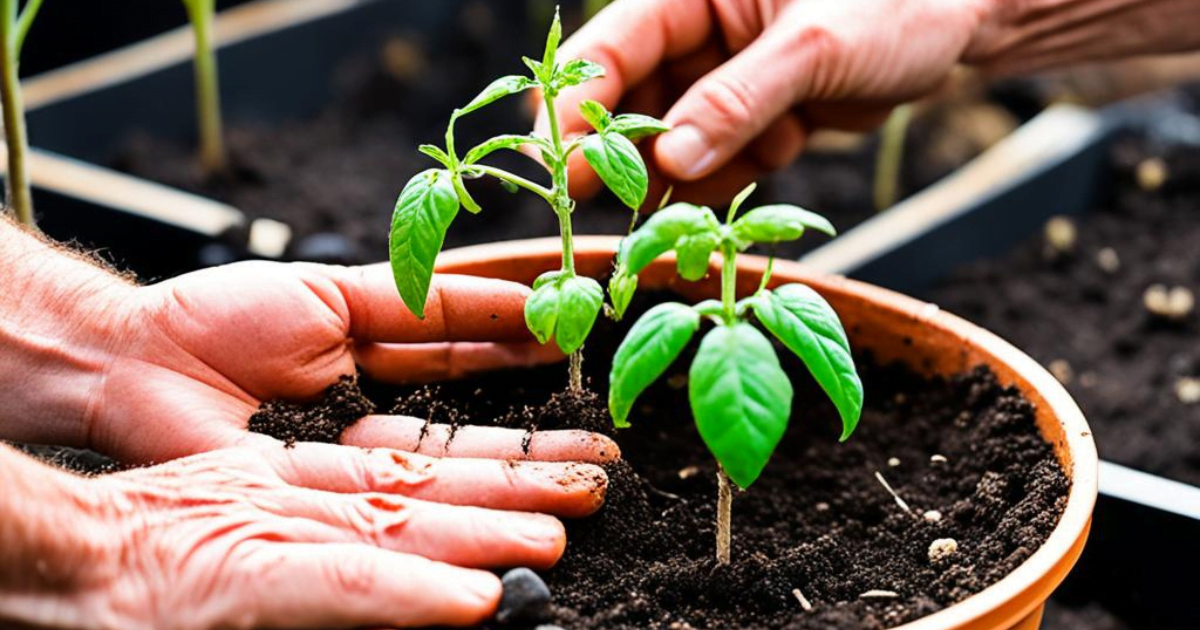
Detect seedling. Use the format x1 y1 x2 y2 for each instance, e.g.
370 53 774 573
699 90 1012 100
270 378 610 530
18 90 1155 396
0 0 44 226
607 184 864 564
388 8 666 391
873 104 913 211
181 0 227 175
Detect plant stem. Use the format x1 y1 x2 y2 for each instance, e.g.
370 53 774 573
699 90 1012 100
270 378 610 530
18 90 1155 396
184 0 227 176
568 349 583 392
721 243 737 325
0 0 32 227
873 104 912 212
543 84 586 392
471 164 553 202
716 466 733 565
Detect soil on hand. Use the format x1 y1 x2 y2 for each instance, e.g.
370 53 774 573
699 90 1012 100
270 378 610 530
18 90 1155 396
261 291 1068 630
249 375 374 446
932 136 1200 486
114 3 984 266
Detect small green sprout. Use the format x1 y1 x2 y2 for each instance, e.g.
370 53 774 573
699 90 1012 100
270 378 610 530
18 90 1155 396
0 0 45 227
873 104 913 211
608 184 864 564
388 8 667 392
181 0 227 175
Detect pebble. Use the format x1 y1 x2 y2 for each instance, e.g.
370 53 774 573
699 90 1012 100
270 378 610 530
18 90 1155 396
1136 157 1168 191
928 538 959 563
1043 216 1076 255
930 454 948 464
887 457 901 467
1143 284 1194 321
677 465 700 480
923 510 942 522
497 568 552 625
291 232 362 265
1095 247 1120 273
1176 377 1200 405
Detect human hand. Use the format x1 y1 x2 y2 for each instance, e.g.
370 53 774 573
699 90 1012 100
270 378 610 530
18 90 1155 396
537 0 990 204
88 260 616 465
3 441 605 629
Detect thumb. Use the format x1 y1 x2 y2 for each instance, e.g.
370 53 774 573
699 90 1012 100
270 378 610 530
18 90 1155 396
656 25 839 181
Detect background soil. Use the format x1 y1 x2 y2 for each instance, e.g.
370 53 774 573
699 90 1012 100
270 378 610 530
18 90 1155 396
249 290 1071 630
932 135 1200 487
115 1 1002 266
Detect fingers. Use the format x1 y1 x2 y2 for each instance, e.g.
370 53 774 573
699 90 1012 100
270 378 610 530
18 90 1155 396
341 415 621 463
270 489 568 569
324 265 533 343
227 543 500 628
655 22 832 180
265 442 609 518
355 340 564 384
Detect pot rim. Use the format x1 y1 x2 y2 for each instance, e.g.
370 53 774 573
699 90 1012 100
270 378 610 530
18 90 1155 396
438 235 1098 630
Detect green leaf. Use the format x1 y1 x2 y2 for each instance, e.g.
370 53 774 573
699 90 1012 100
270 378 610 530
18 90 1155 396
616 202 721 275
464 134 550 164
609 303 700 427
731 204 837 247
582 132 649 209
693 299 723 318
690 323 793 489
389 169 460 318
522 56 546 81
751 284 863 440
452 173 481 214
579 99 610 133
418 144 451 167
608 113 670 141
674 231 721 281
554 276 604 354
542 6 563 71
607 268 638 320
557 58 606 89
523 274 604 354
457 75 535 118
729 182 758 217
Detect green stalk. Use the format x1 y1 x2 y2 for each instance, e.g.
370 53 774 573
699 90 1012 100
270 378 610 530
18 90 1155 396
720 244 737 326
183 0 226 176
873 104 912 212
0 0 38 227
543 85 584 391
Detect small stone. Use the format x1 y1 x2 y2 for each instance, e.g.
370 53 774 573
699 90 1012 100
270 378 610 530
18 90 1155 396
1143 284 1194 321
292 232 363 265
887 457 901 468
1048 359 1073 385
497 568 551 625
930 454 948 464
928 538 959 563
1043 216 1076 255
1096 247 1120 273
815 502 830 512
1136 157 1168 191
860 590 900 599
667 373 688 390
1176 377 1200 404
677 465 700 480
923 510 942 522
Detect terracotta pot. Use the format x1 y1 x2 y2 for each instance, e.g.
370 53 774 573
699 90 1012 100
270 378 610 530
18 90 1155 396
436 235 1098 630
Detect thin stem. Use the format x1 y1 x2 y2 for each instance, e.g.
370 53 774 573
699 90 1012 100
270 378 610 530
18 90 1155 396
0 0 33 227
185 0 227 176
543 87 585 391
873 104 912 212
470 164 553 202
758 255 775 293
716 466 733 565
14 0 43 55
568 350 583 392
720 244 737 325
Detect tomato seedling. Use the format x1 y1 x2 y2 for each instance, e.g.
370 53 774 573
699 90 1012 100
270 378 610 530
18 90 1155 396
608 184 864 564
181 0 226 175
0 0 45 227
388 8 666 392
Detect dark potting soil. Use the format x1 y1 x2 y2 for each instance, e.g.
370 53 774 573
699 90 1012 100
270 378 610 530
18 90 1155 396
113 2 980 268
931 136 1200 486
250 290 1069 630
247 374 375 447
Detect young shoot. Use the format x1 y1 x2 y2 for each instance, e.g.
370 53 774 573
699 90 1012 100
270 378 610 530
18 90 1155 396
873 104 913 212
607 184 864 564
0 0 44 227
181 0 227 175
388 8 667 392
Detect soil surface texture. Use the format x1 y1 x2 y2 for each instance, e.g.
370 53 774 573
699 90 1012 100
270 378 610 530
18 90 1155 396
932 136 1200 486
253 290 1068 630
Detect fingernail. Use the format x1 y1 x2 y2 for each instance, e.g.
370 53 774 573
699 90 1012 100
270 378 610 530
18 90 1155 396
462 570 502 603
658 124 718 179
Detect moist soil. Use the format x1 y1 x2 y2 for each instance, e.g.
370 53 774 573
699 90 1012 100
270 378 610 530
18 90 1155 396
251 290 1069 630
114 2 997 267
932 136 1200 487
